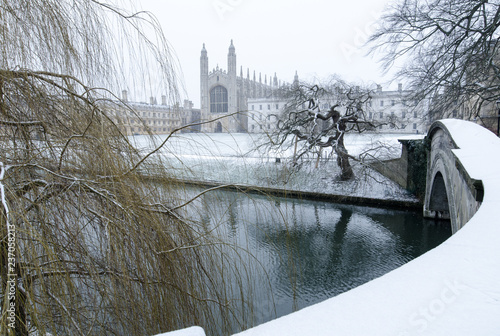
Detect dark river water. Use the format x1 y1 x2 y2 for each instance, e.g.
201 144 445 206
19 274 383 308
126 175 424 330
183 187 452 333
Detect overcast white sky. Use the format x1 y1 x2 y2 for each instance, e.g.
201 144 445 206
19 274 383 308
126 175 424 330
135 0 397 107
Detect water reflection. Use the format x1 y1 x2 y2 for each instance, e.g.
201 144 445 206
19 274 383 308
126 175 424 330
183 187 451 331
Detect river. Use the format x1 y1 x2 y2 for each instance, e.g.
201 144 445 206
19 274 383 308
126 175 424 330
180 186 451 333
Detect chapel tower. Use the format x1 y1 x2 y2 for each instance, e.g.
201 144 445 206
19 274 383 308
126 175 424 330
200 40 279 133
200 43 209 118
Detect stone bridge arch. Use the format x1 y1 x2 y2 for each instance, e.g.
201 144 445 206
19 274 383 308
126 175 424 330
427 171 450 219
424 121 483 234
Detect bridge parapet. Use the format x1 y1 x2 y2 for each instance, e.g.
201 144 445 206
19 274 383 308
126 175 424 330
424 121 485 233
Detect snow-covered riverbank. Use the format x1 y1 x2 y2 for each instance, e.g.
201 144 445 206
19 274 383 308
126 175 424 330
131 132 423 202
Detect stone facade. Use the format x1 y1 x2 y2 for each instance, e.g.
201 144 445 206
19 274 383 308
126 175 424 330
200 40 284 133
366 84 429 134
106 92 198 135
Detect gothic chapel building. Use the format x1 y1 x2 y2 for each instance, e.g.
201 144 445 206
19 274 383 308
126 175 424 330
200 40 282 133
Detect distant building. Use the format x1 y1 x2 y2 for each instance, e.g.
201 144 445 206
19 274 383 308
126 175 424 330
366 84 429 134
106 91 198 136
180 100 202 133
247 97 283 134
198 40 429 134
247 82 430 134
200 40 286 133
246 72 298 134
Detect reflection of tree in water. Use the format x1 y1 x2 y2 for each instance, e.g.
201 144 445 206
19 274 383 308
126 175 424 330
257 205 353 305
196 189 240 237
253 202 410 311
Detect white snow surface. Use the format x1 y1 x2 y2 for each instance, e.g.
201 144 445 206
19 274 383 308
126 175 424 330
131 132 421 201
230 119 500 336
154 326 205 336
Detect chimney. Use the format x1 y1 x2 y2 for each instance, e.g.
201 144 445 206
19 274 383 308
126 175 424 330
377 84 382 93
122 90 128 102
150 96 155 105
398 83 403 92
161 95 167 105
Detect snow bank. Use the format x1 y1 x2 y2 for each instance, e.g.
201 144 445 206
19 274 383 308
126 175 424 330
153 326 205 336
132 132 418 202
232 120 500 336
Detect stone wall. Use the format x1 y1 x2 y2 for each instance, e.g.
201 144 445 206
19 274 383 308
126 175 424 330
370 139 428 202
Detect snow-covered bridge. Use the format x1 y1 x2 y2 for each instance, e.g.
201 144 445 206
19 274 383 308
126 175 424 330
423 120 484 233
160 119 500 336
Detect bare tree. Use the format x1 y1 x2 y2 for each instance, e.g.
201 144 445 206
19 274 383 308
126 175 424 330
369 0 500 132
269 79 375 180
0 1 254 335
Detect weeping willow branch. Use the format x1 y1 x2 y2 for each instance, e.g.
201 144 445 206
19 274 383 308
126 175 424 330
0 1 259 335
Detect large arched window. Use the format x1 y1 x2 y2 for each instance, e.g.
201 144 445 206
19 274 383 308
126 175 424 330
210 85 228 113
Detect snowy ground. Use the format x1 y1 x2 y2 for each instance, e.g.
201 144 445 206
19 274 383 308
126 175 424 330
130 132 423 201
